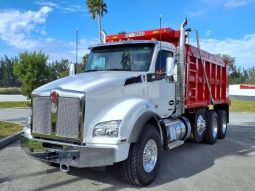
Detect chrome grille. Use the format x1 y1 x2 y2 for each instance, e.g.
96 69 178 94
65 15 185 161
32 96 82 141
32 97 51 135
56 97 80 139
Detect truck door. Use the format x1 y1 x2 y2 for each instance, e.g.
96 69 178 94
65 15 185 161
148 50 176 118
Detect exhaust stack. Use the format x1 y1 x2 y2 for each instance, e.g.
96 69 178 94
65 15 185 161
176 18 188 115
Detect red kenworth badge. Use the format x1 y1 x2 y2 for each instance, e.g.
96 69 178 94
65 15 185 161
50 91 59 104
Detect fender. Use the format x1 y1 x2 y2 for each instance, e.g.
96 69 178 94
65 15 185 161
86 96 160 144
129 111 161 143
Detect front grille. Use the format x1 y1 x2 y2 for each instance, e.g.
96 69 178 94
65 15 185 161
32 97 52 135
32 96 81 140
56 97 80 138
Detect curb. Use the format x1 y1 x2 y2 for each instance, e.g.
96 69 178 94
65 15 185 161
0 131 22 150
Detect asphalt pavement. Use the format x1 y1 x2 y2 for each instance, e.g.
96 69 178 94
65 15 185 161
0 112 255 191
0 108 30 125
0 95 27 102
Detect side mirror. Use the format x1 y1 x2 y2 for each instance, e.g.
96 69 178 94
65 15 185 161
166 57 174 77
69 63 76 76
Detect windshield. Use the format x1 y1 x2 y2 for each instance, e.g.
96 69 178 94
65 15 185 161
85 44 154 72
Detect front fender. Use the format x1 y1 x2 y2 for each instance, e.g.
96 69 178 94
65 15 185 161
87 96 158 144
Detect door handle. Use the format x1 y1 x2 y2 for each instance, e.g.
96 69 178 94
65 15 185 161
169 100 174 105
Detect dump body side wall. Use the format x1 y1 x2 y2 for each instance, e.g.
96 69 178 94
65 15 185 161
185 45 229 109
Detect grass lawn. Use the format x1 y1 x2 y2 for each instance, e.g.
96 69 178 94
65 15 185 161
230 99 255 112
0 87 21 94
0 101 30 108
0 121 23 140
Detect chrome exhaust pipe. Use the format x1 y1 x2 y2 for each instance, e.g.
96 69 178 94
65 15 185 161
101 29 107 44
60 164 70 172
177 18 188 115
179 18 188 47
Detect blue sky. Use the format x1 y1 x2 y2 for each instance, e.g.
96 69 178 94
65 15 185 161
0 0 255 68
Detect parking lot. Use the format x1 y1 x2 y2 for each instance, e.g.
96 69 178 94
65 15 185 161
0 113 255 191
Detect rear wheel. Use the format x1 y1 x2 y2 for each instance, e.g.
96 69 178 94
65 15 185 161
190 109 206 142
204 111 218 144
217 110 228 139
120 125 162 186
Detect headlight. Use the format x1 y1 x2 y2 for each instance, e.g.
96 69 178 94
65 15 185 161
93 120 121 137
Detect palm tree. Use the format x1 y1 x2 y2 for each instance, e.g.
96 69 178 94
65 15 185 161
86 0 107 43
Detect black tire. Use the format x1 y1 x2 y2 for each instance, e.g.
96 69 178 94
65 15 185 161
217 110 228 139
190 108 206 143
204 111 218 144
119 125 162 186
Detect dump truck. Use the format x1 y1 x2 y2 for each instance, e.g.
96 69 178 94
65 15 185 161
21 19 230 186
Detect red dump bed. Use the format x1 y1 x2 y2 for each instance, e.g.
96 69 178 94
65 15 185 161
185 45 229 109
106 28 230 109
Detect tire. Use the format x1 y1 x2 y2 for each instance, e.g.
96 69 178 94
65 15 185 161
190 108 206 143
119 125 162 186
217 110 228 139
204 111 218 144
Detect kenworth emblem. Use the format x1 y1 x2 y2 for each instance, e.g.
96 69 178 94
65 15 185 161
50 91 59 104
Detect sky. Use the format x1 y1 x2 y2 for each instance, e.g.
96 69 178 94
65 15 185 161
0 0 255 68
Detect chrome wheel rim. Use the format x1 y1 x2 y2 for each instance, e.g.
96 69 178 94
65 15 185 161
143 139 158 173
222 114 227 134
212 117 218 138
197 115 206 136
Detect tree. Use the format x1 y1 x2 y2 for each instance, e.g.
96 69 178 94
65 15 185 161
48 59 70 80
246 67 255 84
218 54 242 84
82 53 89 65
86 0 107 43
0 56 20 87
14 51 50 98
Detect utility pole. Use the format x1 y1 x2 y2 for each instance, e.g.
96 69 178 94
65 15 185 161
76 29 79 65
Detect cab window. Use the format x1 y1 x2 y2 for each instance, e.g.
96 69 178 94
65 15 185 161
155 50 173 74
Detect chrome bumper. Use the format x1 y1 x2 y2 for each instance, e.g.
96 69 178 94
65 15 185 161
20 134 114 168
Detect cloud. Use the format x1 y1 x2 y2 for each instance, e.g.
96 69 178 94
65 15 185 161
205 30 212 37
195 34 255 68
0 6 52 49
0 6 95 62
34 1 86 13
223 0 253 8
187 0 254 17
34 1 58 7
69 38 99 59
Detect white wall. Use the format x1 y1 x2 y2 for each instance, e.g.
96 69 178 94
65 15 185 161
229 84 255 96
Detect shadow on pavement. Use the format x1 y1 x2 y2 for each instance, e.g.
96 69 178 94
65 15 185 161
1 123 255 191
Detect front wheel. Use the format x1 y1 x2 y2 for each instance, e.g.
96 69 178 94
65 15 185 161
119 125 162 186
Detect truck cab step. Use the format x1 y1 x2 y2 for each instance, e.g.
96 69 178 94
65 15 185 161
168 140 184 150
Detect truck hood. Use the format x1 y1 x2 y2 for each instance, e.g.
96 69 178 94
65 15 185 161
33 71 143 94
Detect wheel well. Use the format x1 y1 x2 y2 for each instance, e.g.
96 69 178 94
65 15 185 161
129 112 164 144
147 117 160 133
146 117 168 150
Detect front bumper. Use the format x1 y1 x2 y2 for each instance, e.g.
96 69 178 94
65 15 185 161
21 134 126 168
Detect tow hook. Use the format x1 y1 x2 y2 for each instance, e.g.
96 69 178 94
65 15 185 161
60 164 70 172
